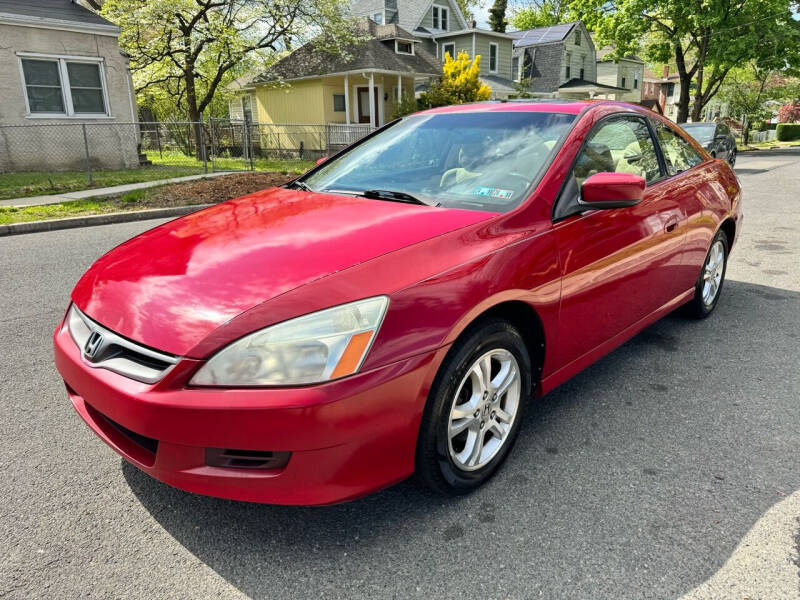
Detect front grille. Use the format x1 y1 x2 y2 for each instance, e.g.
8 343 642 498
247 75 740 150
66 305 179 384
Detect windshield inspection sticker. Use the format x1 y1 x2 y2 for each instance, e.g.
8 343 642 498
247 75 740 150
472 186 514 199
492 188 514 199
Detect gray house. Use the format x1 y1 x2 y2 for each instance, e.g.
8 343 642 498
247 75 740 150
510 21 623 99
350 0 517 98
0 0 139 171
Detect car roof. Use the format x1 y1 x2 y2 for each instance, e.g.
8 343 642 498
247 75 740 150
415 100 653 117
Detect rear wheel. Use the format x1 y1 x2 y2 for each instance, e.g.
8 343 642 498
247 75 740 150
416 319 532 495
728 149 737 167
685 230 728 319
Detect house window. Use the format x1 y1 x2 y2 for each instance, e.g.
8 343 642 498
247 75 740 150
575 31 581 46
489 43 498 73
443 43 456 60
634 71 639 89
333 94 346 112
433 5 449 30
621 74 627 88
20 56 108 116
372 12 384 24
512 56 519 81
242 95 253 122
396 40 414 55
579 56 585 80
565 52 571 79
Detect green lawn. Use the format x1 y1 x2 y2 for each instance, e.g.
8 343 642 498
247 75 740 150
148 150 314 174
0 197 150 225
0 154 313 201
0 166 200 201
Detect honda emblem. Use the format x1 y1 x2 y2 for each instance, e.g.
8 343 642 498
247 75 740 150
84 331 104 360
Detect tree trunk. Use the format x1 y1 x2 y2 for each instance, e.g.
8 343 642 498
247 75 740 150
674 45 692 123
691 63 705 122
184 66 204 159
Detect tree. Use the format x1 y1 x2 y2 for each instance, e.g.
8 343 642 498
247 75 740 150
488 0 508 32
455 0 482 23
719 65 782 144
572 0 800 122
510 0 572 30
419 51 492 108
101 0 355 127
779 103 800 123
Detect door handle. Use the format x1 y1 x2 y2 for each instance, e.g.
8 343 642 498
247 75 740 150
665 217 679 233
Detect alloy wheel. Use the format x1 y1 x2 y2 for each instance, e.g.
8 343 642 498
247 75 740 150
702 240 725 306
447 349 521 471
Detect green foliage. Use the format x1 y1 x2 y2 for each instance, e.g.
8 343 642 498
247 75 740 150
510 0 572 30
776 123 800 141
488 0 508 33
454 0 481 22
101 0 356 120
513 78 535 98
419 52 492 109
392 94 420 119
571 0 800 122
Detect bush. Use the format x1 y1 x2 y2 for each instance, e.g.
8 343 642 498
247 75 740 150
776 123 800 141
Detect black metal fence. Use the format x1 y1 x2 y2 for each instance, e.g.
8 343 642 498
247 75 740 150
0 120 375 184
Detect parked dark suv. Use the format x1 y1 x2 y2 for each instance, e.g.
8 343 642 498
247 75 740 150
681 122 737 166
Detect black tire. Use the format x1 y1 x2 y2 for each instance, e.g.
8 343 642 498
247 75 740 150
684 229 729 319
415 318 532 495
728 149 736 167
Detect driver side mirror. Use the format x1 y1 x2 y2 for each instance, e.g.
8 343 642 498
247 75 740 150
315 156 329 166
580 172 645 209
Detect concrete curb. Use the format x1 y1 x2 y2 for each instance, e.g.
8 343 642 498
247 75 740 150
0 203 214 237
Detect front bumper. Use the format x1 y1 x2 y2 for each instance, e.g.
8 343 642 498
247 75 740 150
54 318 441 505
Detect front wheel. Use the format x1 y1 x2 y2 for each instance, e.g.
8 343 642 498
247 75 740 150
415 319 532 495
685 230 728 319
728 149 736 167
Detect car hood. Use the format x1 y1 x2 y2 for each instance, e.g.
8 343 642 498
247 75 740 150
72 187 492 356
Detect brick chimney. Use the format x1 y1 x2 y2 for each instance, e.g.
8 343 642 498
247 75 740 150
663 65 669 79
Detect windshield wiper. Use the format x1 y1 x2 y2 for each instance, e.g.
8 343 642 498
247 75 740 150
286 179 313 192
361 189 440 207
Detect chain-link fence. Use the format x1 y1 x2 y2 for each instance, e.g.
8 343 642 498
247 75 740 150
0 120 375 186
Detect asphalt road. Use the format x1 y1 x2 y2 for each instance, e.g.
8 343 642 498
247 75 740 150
2 150 799 599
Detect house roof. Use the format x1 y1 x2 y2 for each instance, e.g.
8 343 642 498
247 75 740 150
558 77 625 92
509 22 578 47
0 0 115 27
595 45 643 63
480 75 517 96
432 27 515 39
253 19 441 84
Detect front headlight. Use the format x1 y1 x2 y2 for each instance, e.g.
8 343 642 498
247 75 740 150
189 296 389 386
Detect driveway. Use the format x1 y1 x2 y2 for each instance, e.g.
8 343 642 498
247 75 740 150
1 149 798 599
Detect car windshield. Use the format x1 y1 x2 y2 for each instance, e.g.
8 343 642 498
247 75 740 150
682 123 717 144
303 111 576 212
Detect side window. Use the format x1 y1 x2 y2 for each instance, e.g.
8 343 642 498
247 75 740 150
573 116 662 185
654 121 704 175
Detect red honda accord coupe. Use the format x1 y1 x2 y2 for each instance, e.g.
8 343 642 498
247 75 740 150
54 101 741 505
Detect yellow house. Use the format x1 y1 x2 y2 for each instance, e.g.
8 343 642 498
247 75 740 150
230 20 440 154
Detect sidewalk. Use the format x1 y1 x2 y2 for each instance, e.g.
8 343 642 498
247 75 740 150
0 171 236 208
